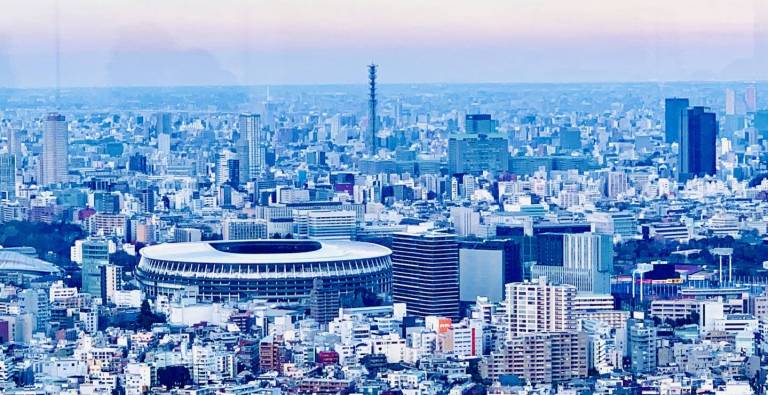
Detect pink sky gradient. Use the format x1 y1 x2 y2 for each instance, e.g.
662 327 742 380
0 0 764 87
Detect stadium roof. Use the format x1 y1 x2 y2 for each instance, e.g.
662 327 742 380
0 250 61 275
140 240 391 264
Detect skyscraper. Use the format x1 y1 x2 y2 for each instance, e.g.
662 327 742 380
238 113 264 181
679 106 717 181
41 113 68 185
0 153 15 200
100 264 122 304
745 85 757 113
93 192 120 214
532 233 613 294
309 278 340 325
158 132 171 155
504 277 576 337
392 230 459 320
154 112 172 137
725 88 736 115
755 110 768 140
81 238 110 297
367 64 378 155
447 134 509 175
459 239 521 303
215 150 238 186
664 98 689 144
6 129 21 161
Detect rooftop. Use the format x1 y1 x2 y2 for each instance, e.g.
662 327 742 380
140 239 391 264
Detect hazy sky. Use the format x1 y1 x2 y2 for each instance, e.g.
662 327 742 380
0 0 766 88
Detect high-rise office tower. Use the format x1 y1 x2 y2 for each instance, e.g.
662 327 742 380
725 88 736 115
559 127 581 150
367 64 378 155
41 113 68 185
215 150 238 186
0 153 16 200
459 239 521 303
238 113 264 181
532 233 613 294
606 171 629 198
158 132 171 154
309 278 340 325
745 85 757 113
448 114 508 175
129 153 148 173
679 106 717 181
504 277 576 337
93 192 120 214
664 98 689 144
465 114 495 134
100 264 122 304
392 230 459 320
6 129 21 161
755 110 768 140
448 133 509 176
139 188 156 213
81 238 110 297
154 112 171 137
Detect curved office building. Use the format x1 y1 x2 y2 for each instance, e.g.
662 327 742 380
137 240 392 303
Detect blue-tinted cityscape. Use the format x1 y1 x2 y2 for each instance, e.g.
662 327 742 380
3 2 768 395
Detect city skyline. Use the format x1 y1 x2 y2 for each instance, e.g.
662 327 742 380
1 0 768 87
3 2 768 393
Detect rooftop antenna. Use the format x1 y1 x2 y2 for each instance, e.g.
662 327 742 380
367 63 378 155
54 0 61 108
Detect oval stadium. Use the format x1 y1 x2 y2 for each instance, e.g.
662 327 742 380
136 240 392 303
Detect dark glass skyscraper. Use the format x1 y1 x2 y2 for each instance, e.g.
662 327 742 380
392 231 459 320
755 110 768 140
664 98 689 143
679 106 717 181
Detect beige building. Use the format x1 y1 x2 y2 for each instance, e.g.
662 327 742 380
483 331 587 384
504 277 576 337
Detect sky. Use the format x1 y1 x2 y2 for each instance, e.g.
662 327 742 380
0 0 766 88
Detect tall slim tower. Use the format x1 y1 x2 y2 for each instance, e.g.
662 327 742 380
664 98 689 144
367 63 378 155
238 113 264 182
41 113 68 185
679 106 717 181
0 153 16 200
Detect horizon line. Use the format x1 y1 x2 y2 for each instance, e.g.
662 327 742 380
0 79 765 91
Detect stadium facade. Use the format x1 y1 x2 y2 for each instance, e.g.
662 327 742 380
136 240 392 303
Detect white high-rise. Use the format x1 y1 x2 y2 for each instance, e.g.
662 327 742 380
222 218 268 240
504 277 576 338
41 113 68 185
293 210 357 240
215 149 237 186
238 113 265 181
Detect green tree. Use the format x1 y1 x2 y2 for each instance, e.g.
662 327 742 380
137 300 166 331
